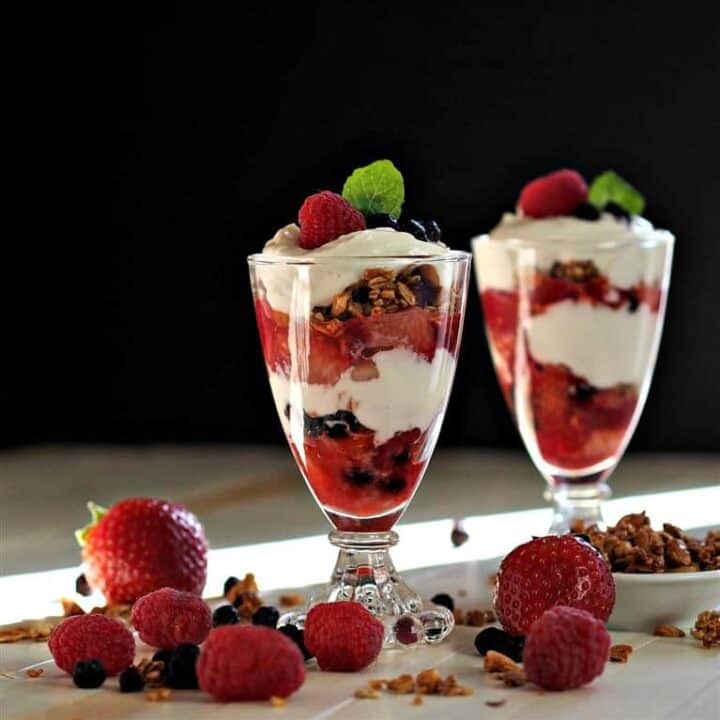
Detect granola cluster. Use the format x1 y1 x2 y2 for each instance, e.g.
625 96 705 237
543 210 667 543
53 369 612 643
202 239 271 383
572 512 720 572
692 610 720 648
355 668 474 701
453 608 496 627
223 573 263 619
483 650 526 687
313 264 443 322
549 259 600 283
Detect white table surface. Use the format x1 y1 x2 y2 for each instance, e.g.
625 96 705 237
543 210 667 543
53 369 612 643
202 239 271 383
1 446 719 719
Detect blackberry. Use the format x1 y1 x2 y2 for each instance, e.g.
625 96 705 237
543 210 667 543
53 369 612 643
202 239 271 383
401 218 429 242
365 213 399 230
430 593 455 612
119 666 145 693
252 606 280 628
152 649 173 664
604 201 631 221
573 202 600 221
474 627 525 662
166 644 200 689
223 576 240 596
212 604 239 627
279 624 313 660
75 573 91 597
73 659 106 689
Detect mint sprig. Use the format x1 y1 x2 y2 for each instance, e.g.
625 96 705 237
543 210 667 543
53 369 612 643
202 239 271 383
342 159 405 217
588 170 645 216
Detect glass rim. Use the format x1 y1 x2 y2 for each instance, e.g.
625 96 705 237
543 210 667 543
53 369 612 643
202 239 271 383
247 249 472 265
470 230 675 253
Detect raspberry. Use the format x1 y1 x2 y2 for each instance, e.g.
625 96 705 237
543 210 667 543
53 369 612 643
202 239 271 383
494 535 615 636
304 602 384 671
49 614 135 676
197 626 306 701
518 169 588 218
298 191 366 249
523 606 610 690
131 587 212 649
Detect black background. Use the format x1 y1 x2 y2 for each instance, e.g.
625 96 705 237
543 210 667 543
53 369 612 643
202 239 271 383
18 2 720 450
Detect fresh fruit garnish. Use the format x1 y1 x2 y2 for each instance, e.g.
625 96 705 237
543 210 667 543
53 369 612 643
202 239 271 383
304 601 384 671
523 606 610 691
49 614 135 676
73 659 107 689
517 169 588 218
474 626 525 662
401 217 443 243
252 606 280 628
197 626 306 701
342 159 405 218
76 498 208 604
588 170 645 216
573 202 601 221
430 593 455 611
119 665 145 693
278 624 313 660
165 643 201 689
298 191 366 249
494 535 615 636
130 587 212 649
212 605 239 627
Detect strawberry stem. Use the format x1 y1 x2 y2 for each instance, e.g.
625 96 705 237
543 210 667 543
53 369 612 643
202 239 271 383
74 501 108 547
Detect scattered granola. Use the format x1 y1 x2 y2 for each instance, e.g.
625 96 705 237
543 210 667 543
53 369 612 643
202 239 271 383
61 598 85 617
25 668 43 678
484 650 522 674
412 695 424 706
0 622 55 643
368 670 474 700
269 696 287 707
135 658 166 688
486 698 507 707
387 673 415 694
146 688 171 702
279 593 305 608
354 687 380 699
368 679 386 691
609 644 634 662
453 608 495 627
653 624 686 638
572 513 719 572
500 670 527 687
692 610 720 648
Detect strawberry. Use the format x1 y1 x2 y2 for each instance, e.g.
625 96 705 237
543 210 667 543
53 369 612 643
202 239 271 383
518 169 588 218
77 498 208 605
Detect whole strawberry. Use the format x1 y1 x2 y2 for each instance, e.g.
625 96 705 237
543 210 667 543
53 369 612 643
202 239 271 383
131 587 212 649
77 499 208 604
304 601 384 672
49 614 135 676
198 626 306 701
494 535 615 636
524 606 610 691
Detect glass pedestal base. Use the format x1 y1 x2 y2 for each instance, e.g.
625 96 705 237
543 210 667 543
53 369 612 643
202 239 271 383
278 530 454 648
545 481 611 534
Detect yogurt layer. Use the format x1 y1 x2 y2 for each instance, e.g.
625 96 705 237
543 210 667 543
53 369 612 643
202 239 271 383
257 225 449 314
527 300 661 387
268 347 456 444
473 213 673 291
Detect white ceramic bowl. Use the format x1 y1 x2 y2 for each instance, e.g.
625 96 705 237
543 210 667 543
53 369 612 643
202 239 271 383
609 569 720 632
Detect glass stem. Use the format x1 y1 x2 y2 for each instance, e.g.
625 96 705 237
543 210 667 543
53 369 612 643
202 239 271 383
547 482 610 533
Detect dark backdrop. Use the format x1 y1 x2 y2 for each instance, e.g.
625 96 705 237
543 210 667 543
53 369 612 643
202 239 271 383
18 2 720 450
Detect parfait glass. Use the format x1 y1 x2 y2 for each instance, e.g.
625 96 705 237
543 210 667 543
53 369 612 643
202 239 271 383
472 231 674 532
248 251 471 645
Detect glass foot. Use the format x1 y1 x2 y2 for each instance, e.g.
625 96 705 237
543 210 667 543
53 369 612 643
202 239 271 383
545 481 611 534
278 530 454 648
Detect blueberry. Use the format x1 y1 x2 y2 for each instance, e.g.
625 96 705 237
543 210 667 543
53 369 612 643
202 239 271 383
346 468 374 486
604 201 631 221
119 666 144 693
73 659 106 689
326 423 349 439
166 644 200 689
401 218 429 242
382 476 406 494
152 649 173 664
568 380 597 403
474 627 525 662
393 449 410 465
425 219 443 243
223 576 240 596
365 213 399 230
278 624 313 660
75 573 91 597
252 606 280 628
430 593 455 612
212 604 239 627
231 593 246 608
626 291 639 313
573 202 600 221
451 525 469 547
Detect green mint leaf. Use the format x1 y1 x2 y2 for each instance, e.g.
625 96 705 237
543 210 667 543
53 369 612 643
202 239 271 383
75 501 108 547
588 170 645 215
342 159 405 217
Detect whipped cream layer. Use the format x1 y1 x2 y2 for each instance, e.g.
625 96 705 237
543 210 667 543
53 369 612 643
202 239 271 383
257 225 449 314
268 347 456 444
527 301 661 387
473 213 673 291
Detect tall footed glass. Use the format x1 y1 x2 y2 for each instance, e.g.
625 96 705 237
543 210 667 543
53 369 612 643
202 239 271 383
472 231 673 532
248 251 471 645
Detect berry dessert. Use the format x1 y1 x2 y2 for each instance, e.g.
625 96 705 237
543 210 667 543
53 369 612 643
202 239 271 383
473 170 673 475
494 535 615 636
131 587 212 649
49 614 135 676
197 625 306 701
252 160 468 532
523 606 611 691
75 498 208 604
